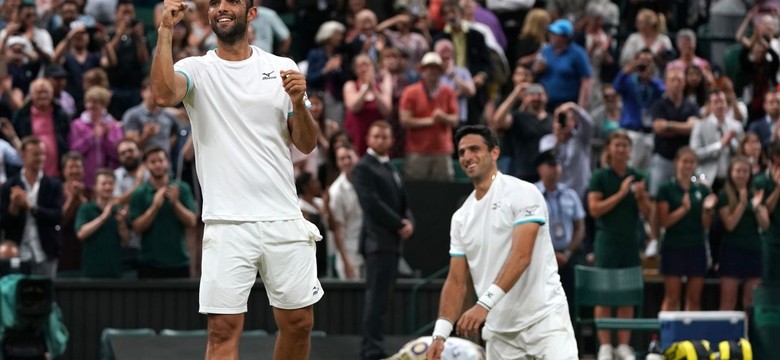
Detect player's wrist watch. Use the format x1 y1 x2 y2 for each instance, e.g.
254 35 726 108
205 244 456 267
432 335 446 342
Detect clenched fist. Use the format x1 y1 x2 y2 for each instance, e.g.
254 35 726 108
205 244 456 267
160 0 188 29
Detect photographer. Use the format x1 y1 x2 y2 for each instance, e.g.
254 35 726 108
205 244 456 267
52 21 116 112
612 48 665 172
106 0 149 119
539 102 594 199
0 0 54 63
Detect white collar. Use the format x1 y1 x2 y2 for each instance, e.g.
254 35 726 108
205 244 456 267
20 168 43 187
367 148 390 163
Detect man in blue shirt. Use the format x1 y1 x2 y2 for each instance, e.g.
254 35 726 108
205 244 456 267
536 19 593 111
612 48 665 171
535 149 585 309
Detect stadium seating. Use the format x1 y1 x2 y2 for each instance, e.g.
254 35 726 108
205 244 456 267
573 266 661 353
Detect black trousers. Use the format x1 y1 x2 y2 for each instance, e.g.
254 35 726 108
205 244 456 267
361 252 399 360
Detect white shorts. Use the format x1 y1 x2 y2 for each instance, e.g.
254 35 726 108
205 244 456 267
483 305 578 360
199 218 324 314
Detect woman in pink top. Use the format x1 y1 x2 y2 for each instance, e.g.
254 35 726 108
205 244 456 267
343 54 392 155
68 86 123 188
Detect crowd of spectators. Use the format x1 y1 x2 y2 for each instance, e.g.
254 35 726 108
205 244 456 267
0 0 779 346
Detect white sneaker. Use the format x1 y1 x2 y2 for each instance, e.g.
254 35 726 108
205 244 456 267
615 344 635 360
597 344 614 360
644 239 659 257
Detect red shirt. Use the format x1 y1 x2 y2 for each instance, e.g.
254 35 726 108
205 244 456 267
30 106 60 177
399 82 458 154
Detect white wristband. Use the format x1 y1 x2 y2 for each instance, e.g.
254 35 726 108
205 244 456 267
476 284 506 311
432 318 453 340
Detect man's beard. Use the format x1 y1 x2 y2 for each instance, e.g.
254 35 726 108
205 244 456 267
123 158 140 171
211 16 247 45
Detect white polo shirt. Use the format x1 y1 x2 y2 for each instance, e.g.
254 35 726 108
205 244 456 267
450 173 567 333
174 46 308 222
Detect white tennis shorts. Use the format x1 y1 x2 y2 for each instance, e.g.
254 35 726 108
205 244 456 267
482 305 578 359
199 218 324 314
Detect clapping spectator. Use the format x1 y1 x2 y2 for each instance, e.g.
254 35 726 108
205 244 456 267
690 90 743 190
0 136 63 278
657 147 716 311
736 6 780 58
68 86 123 189
398 52 459 182
122 78 180 155
717 157 769 310
343 54 392 156
12 78 71 178
701 76 747 126
345 9 387 64
76 168 129 278
58 152 89 273
588 131 652 360
0 1 54 63
736 37 779 121
129 146 197 279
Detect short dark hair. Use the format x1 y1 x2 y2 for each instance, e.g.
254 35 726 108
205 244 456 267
116 0 134 10
20 136 42 152
117 137 140 150
368 120 393 134
769 140 780 159
61 151 84 168
295 172 314 195
440 0 461 16
94 167 115 181
637 48 654 57
454 125 499 151
142 145 167 162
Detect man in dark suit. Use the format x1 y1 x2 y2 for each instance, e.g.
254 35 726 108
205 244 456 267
0 136 63 278
352 120 414 360
747 91 780 149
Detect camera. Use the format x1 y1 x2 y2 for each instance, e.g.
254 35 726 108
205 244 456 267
636 63 647 72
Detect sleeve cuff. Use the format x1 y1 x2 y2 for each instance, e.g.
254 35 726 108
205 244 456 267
513 217 546 226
